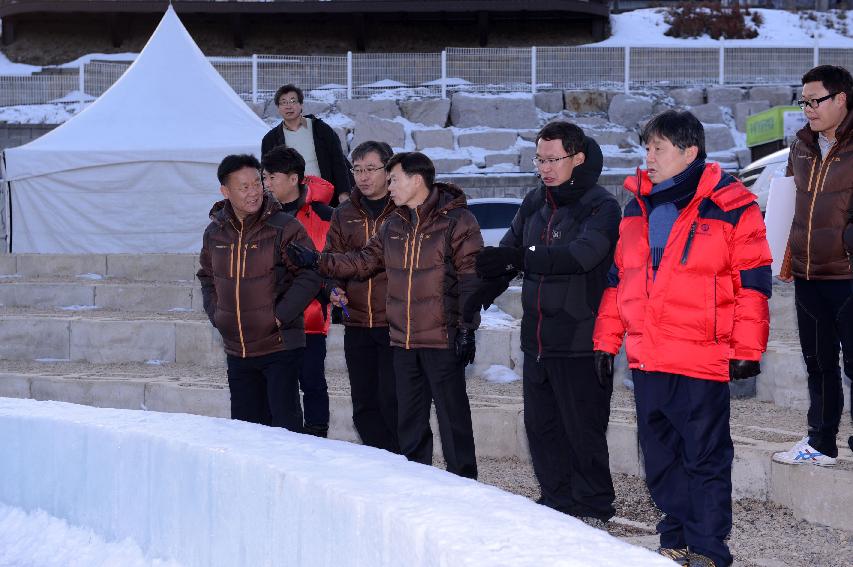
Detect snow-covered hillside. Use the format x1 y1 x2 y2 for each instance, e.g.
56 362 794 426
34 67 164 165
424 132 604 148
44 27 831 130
593 7 853 47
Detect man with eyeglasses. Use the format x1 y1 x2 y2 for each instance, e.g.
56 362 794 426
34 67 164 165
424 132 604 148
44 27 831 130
774 65 853 467
322 141 400 453
261 84 352 206
469 121 621 528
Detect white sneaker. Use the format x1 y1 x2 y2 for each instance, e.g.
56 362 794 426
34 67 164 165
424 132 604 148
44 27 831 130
772 436 837 467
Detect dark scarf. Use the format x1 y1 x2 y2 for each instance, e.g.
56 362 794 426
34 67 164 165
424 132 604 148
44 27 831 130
644 158 705 273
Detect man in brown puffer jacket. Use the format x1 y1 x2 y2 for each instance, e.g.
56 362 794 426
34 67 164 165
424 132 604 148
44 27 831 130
775 65 853 467
197 154 321 432
288 152 484 478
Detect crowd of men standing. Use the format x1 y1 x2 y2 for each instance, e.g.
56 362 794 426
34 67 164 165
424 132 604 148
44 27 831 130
196 65 853 567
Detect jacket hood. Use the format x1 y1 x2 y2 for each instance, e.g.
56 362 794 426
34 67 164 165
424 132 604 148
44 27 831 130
797 106 853 147
570 135 604 190
303 175 334 206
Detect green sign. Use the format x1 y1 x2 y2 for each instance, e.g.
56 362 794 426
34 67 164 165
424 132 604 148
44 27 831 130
746 106 803 147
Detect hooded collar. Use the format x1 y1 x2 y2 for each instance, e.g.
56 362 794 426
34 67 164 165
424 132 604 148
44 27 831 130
541 135 604 207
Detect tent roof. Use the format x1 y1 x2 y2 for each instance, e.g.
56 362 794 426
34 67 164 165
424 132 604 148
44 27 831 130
3 6 269 180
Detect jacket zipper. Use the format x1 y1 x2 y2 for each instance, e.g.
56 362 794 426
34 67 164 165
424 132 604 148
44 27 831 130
365 218 373 327
235 220 247 358
405 210 420 350
536 190 557 362
805 146 837 279
362 201 394 328
228 244 234 278
680 222 697 265
713 274 718 343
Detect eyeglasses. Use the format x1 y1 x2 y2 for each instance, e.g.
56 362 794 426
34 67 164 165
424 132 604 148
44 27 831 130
277 98 300 106
350 165 385 176
797 92 838 110
531 153 576 168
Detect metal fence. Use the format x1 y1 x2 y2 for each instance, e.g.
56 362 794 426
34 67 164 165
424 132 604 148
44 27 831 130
2 45 852 108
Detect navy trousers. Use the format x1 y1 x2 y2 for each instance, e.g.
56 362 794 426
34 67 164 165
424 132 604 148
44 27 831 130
794 278 853 458
633 370 733 567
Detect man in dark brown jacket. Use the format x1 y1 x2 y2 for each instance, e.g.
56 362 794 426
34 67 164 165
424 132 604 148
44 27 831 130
288 152 483 478
323 141 400 453
197 154 321 432
774 65 853 466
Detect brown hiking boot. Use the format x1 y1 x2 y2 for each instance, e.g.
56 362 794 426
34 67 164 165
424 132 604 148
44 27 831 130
656 547 689 565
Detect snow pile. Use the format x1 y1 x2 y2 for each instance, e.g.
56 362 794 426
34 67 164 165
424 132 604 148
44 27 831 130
592 8 853 47
0 504 182 567
479 304 518 329
481 365 522 384
0 398 671 567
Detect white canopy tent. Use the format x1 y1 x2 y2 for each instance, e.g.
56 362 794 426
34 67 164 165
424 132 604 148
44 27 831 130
1 6 269 253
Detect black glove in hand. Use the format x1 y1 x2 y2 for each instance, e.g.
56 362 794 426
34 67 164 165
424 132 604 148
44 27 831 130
455 328 476 367
729 359 760 381
593 351 614 390
476 246 524 279
286 242 319 269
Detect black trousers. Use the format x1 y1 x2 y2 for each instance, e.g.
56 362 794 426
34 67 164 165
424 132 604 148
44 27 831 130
393 347 477 479
794 278 853 458
227 348 304 432
633 370 733 567
344 326 399 453
522 355 615 521
301 334 329 429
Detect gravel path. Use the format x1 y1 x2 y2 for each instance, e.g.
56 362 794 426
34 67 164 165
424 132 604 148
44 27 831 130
456 456 853 567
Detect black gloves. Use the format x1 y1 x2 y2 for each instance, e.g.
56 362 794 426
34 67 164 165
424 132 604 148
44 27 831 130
729 359 761 381
593 351 614 390
455 328 477 366
286 242 319 269
476 246 524 279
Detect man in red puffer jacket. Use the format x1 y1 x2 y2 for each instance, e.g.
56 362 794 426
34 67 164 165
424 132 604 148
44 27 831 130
262 146 334 437
593 111 771 567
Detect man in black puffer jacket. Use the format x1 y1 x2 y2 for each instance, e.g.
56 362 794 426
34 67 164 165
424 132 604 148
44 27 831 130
471 121 621 526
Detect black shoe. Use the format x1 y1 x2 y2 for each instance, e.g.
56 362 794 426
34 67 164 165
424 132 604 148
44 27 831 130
304 424 328 438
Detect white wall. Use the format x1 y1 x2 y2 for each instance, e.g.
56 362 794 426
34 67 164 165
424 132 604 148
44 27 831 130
0 398 670 567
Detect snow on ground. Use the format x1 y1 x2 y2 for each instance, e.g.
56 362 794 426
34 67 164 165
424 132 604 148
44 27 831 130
0 52 40 75
591 8 853 47
481 364 522 384
0 102 87 125
58 52 138 69
479 305 518 329
0 504 183 567
0 398 672 567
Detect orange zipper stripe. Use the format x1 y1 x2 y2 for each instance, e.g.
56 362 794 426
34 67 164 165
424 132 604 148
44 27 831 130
235 223 246 357
405 210 420 349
